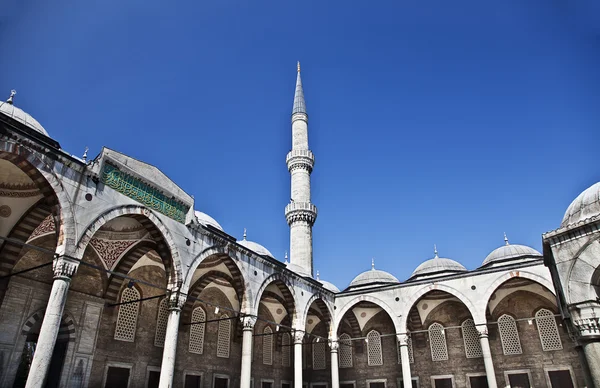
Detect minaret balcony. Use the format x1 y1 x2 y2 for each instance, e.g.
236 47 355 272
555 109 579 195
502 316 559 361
286 149 315 172
285 202 317 225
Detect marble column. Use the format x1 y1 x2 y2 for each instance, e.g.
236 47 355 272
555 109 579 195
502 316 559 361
158 288 186 388
240 316 257 388
294 331 304 388
330 340 339 388
25 256 78 388
582 341 600 387
477 326 498 388
397 334 412 388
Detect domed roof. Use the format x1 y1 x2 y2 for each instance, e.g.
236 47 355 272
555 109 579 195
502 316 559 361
316 271 340 293
237 229 275 258
482 235 542 267
348 260 400 288
194 210 224 231
0 93 49 137
410 247 467 279
562 182 600 227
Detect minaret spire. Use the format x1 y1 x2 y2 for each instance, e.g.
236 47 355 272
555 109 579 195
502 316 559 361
285 62 317 276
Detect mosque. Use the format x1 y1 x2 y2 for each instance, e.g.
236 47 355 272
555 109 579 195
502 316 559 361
0 63 598 388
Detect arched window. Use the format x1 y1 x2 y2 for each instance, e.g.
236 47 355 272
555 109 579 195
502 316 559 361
428 323 448 361
339 333 353 368
154 298 169 347
217 314 231 358
114 287 140 342
263 326 273 365
535 309 562 351
461 319 482 358
282 332 291 367
396 334 414 364
313 338 326 370
367 330 383 366
189 307 206 354
498 314 522 355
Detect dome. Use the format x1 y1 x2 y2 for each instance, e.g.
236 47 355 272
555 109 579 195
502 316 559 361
0 98 49 137
237 230 275 258
411 249 467 279
286 262 310 276
482 236 542 267
348 261 400 288
561 182 600 227
194 210 224 231
315 271 340 293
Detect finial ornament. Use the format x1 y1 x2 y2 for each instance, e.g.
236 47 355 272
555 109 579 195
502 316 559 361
6 89 16 104
504 232 509 246
434 244 439 258
243 228 247 240
297 61 301 73
371 258 375 270
82 147 89 162
284 251 289 264
316 270 320 280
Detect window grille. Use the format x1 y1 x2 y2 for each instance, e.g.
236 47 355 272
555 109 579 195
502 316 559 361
282 332 291 367
535 309 562 351
461 319 482 358
114 287 140 342
367 330 383 366
313 339 326 370
498 314 522 355
397 334 414 364
428 323 448 361
217 314 231 358
154 298 169 347
189 307 206 354
263 326 273 365
339 333 353 368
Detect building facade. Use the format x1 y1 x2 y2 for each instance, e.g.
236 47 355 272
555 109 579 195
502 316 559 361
0 67 596 388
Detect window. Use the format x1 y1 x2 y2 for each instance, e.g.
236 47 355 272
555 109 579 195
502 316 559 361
397 378 419 388
313 339 326 370
217 314 231 358
396 335 414 364
281 381 292 388
535 309 562 351
461 319 482 358
506 372 530 388
184 374 202 388
147 370 160 388
367 330 383 366
263 326 273 365
498 314 522 355
154 299 169 347
261 380 274 388
366 379 386 388
104 366 131 388
339 333 353 368
467 375 488 388
340 383 356 388
430 376 454 388
115 287 140 342
213 375 229 388
189 307 206 354
428 323 448 361
282 332 291 367
547 370 574 388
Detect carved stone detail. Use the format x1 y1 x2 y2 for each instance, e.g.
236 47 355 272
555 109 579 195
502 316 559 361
240 315 257 329
293 330 305 343
52 256 78 280
285 202 317 226
397 334 410 346
476 325 489 337
330 341 340 351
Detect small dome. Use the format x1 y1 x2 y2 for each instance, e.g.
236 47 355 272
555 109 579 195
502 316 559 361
286 262 310 276
0 100 49 137
482 236 541 267
562 182 600 227
348 261 399 288
411 249 467 279
194 210 224 231
316 271 340 293
237 230 275 258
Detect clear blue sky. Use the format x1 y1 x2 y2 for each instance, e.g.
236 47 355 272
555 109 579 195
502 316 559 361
2 0 599 289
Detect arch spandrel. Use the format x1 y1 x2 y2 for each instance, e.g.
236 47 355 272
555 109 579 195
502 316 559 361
253 273 299 324
333 294 401 337
300 293 334 334
565 238 600 304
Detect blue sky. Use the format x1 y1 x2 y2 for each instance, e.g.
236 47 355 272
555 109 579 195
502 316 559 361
2 0 599 289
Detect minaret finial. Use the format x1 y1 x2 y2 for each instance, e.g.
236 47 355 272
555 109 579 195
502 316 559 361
284 251 288 264
243 228 247 240
434 244 439 258
297 61 301 73
316 270 320 280
292 62 306 114
504 232 509 245
82 147 89 162
6 90 16 105
371 258 375 270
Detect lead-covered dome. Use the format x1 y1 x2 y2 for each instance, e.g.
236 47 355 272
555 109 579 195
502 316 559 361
348 260 399 289
482 235 541 267
562 182 600 227
194 210 224 231
237 230 275 258
0 94 49 137
410 248 467 280
316 271 340 293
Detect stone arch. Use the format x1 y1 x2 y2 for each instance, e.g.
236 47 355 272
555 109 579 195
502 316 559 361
301 293 334 335
334 295 401 337
253 273 298 324
479 270 556 323
0 140 76 255
183 270 244 321
565 236 600 304
74 205 183 286
21 309 77 342
399 284 479 330
184 245 249 310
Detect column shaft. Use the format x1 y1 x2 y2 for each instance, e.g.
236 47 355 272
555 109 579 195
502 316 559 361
479 331 498 388
399 345 412 388
25 257 77 388
330 345 339 388
582 341 600 387
158 297 183 388
240 320 255 388
294 335 303 388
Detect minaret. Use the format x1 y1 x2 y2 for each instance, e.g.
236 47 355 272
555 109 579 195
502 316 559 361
285 62 317 277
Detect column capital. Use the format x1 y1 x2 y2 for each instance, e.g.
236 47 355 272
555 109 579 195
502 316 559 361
397 333 410 346
293 330 305 343
240 315 257 329
52 255 78 280
476 325 489 338
167 288 186 311
330 341 339 351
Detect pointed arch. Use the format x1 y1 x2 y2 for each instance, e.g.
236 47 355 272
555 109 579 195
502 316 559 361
334 295 401 336
253 273 298 323
189 306 206 354
300 293 334 333
366 330 383 366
